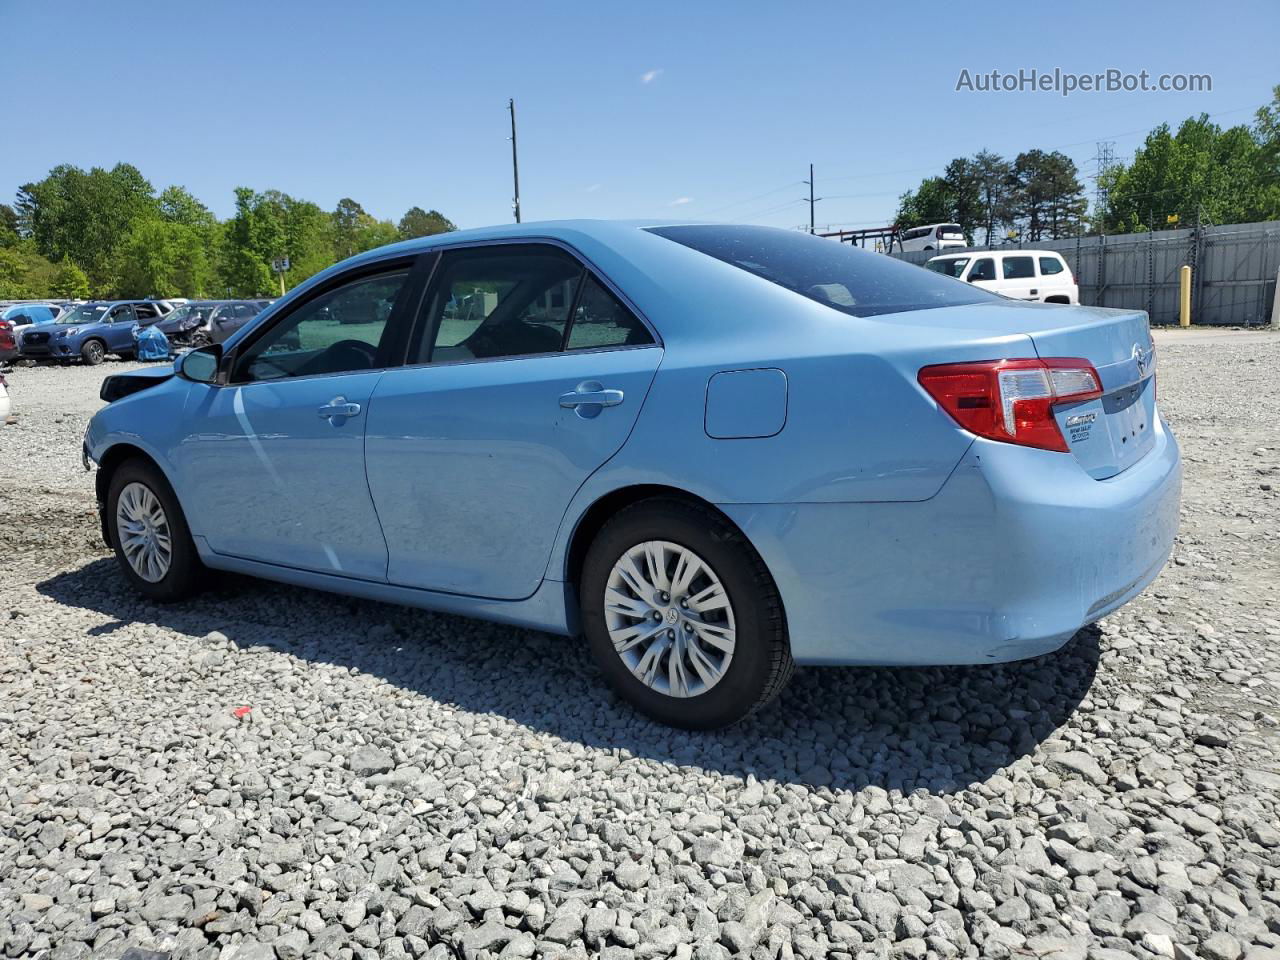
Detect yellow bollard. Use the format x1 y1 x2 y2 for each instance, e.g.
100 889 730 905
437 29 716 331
1179 265 1192 327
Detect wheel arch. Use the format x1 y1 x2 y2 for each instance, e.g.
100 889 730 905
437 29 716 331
94 442 174 547
562 483 771 595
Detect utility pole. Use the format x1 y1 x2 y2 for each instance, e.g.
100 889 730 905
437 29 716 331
508 99 521 224
803 164 819 234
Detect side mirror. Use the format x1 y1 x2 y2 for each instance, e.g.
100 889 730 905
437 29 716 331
177 344 223 384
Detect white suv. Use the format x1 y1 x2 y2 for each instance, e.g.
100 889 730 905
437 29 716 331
925 250 1078 304
897 223 967 252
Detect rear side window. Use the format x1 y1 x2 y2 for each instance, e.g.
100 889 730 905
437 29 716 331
1002 256 1035 280
648 225 994 318
566 275 652 350
1039 256 1065 276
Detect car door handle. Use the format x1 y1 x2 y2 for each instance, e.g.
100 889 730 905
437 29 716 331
318 397 362 421
559 384 624 409
1030 288 1038 295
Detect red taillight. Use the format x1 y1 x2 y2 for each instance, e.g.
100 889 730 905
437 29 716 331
918 357 1102 453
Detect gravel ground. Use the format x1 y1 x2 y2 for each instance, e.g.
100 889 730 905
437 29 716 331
1 332 1279 960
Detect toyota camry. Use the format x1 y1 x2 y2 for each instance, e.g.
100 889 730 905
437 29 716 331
83 222 1181 728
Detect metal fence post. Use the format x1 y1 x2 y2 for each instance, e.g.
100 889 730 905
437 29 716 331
1271 265 1280 330
1097 231 1107 308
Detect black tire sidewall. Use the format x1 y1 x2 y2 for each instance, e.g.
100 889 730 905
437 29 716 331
106 459 200 602
581 502 782 729
81 340 105 365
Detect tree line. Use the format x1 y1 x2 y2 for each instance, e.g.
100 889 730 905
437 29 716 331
896 84 1280 243
0 167 456 301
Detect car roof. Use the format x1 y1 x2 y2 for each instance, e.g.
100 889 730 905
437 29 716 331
928 249 1065 259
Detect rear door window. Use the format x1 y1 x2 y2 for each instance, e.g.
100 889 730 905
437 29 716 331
416 245 584 363
1002 256 1035 280
648 225 994 317
1039 256 1065 276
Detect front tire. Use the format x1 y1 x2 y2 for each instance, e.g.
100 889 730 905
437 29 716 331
81 339 106 365
580 498 793 729
106 458 203 602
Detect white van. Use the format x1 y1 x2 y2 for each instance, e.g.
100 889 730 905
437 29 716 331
896 223 967 252
925 250 1078 304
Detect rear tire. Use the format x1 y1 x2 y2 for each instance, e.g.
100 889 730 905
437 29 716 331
106 458 203 602
81 339 105 365
580 498 793 729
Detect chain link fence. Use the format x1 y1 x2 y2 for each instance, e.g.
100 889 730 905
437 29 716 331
890 221 1280 326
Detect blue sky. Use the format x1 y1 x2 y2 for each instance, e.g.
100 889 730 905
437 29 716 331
2 0 1275 231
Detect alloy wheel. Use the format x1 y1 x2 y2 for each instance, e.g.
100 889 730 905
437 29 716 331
603 540 736 698
115 481 172 583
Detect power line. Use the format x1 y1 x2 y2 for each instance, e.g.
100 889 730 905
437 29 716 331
729 198 805 223
699 181 804 217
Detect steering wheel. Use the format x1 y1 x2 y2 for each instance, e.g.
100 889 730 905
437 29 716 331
323 338 379 369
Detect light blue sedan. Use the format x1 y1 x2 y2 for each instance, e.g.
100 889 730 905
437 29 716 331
84 222 1181 728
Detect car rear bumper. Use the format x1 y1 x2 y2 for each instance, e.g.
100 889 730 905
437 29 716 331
722 415 1181 665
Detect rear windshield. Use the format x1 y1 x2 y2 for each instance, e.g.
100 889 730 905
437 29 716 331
647 225 995 318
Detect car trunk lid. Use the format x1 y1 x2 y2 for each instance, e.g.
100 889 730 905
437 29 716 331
1029 308 1155 479
881 301 1156 479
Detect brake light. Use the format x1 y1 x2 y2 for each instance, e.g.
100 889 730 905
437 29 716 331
918 357 1102 452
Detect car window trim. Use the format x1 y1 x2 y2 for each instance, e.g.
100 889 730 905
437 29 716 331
401 238 660 371
221 253 432 387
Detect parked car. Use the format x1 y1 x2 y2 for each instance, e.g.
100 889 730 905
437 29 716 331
1 303 66 355
20 300 166 364
926 250 1079 304
896 222 968 252
0 370 9 419
85 221 1180 729
156 300 269 348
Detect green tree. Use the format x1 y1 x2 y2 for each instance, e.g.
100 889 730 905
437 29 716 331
332 197 372 259
398 206 457 240
1009 150 1087 240
278 194 335 289
0 203 18 247
1104 116 1271 232
972 150 1013 244
114 219 213 298
219 187 274 296
50 260 91 299
942 158 983 238
158 185 215 228
0 247 30 298
895 177 954 229
17 163 157 289
354 219 400 253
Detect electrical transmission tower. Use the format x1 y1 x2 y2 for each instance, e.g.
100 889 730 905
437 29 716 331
1093 141 1116 226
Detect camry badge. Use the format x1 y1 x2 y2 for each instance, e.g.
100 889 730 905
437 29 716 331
1133 342 1151 375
